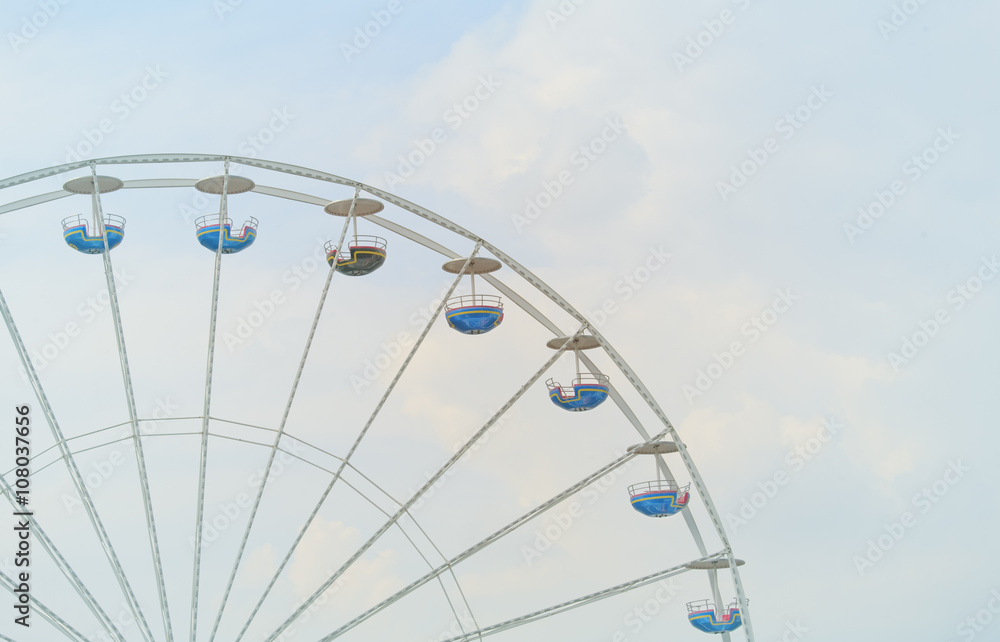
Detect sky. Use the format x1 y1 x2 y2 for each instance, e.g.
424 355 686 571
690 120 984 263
0 1 998 641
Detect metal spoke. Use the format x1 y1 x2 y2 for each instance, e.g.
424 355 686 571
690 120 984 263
438 556 712 642
231 243 482 642
0 287 156 642
190 159 231 642
0 477 125 642
319 431 667 641
207 189 358 642
203 422 482 640
262 326 588 642
92 164 174 642
0 570 89 641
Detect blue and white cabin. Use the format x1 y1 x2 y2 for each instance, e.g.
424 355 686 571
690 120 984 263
445 294 504 335
546 374 610 412
196 215 258 254
686 600 743 634
62 214 125 254
628 480 690 517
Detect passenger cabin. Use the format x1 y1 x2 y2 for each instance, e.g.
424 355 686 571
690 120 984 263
628 480 691 517
62 214 125 254
445 295 504 335
686 600 743 634
196 215 258 254
326 236 387 276
546 374 610 412
441 257 505 335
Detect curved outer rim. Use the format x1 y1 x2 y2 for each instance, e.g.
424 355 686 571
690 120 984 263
0 154 754 642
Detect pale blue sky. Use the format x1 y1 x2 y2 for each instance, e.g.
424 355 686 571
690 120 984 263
0 1 997 641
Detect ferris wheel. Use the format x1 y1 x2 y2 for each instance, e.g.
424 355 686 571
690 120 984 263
0 154 754 642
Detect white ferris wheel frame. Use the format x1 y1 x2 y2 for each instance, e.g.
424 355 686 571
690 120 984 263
0 154 755 642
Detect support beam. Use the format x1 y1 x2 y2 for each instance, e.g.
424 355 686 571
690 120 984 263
230 243 481 642
262 327 589 642
92 164 174 642
319 435 667 641
207 189 357 642
190 159 231 642
438 557 714 642
0 476 125 642
0 288 156 642
0 571 88 641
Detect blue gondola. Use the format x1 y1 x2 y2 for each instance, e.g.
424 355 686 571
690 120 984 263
325 236 387 276
687 600 743 634
546 374 609 412
195 215 258 254
445 295 504 335
62 214 125 254
628 480 690 517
